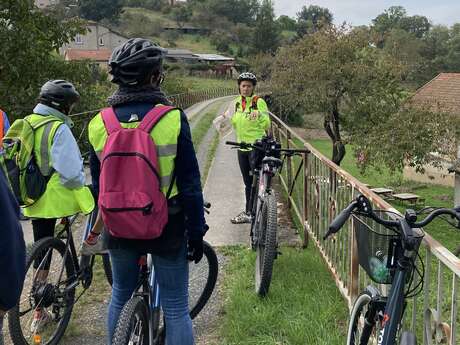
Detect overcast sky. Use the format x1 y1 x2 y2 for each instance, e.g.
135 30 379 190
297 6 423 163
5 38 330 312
273 0 460 26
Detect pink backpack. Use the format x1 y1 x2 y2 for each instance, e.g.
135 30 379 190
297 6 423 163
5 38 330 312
99 105 175 240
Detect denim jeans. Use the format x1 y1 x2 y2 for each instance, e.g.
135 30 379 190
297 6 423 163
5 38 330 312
107 243 194 345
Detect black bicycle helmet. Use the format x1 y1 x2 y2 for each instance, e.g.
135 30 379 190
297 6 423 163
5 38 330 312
237 72 257 86
38 80 80 115
109 38 167 86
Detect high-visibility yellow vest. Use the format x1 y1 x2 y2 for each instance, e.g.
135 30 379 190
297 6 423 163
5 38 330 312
231 95 271 146
23 114 94 218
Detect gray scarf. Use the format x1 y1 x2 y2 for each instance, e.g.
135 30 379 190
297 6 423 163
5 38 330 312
107 85 171 106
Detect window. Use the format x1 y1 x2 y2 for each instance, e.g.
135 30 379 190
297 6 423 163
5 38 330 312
99 37 104 46
75 34 83 45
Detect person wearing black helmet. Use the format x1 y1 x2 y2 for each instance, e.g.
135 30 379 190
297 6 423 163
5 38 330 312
87 38 205 345
19 80 94 333
216 72 271 224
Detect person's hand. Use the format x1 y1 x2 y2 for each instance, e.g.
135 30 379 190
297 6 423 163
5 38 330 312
249 110 259 120
187 237 204 263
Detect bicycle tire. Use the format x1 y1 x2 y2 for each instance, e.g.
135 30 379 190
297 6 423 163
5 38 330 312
255 193 277 297
112 296 149 345
189 241 219 319
9 237 76 345
101 253 113 286
347 291 376 345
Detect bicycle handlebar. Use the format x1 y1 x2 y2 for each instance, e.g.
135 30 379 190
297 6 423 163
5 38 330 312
323 194 460 243
225 140 309 154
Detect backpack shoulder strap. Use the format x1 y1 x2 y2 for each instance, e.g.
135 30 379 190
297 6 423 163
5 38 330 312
26 116 62 130
138 105 176 133
101 108 122 135
251 96 260 110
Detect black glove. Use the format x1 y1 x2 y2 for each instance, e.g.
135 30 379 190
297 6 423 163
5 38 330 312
187 237 204 264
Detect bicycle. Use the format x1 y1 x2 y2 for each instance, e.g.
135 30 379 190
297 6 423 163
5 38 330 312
324 194 460 345
226 136 308 296
111 202 218 345
8 208 112 345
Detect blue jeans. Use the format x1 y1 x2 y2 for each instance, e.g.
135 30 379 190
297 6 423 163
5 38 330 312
107 243 194 345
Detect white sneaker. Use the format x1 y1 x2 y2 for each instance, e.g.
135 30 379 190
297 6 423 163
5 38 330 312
80 236 108 256
230 211 252 224
30 309 52 334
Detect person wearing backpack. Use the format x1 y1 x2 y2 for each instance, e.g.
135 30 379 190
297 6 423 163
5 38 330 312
214 72 271 224
2 80 95 333
86 38 205 345
0 156 25 345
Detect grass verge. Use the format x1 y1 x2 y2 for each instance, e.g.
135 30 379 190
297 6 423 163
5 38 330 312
216 245 348 345
201 131 219 185
191 101 222 146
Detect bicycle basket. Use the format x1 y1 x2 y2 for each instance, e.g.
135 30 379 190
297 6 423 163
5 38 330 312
353 211 424 285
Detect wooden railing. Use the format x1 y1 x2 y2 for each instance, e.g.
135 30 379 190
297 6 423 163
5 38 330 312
270 112 460 345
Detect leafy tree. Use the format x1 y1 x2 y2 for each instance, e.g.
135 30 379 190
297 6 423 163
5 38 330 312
372 6 407 35
171 3 192 28
0 0 87 118
252 0 280 54
270 24 455 171
277 15 297 31
205 0 259 25
399 15 431 38
296 5 333 37
78 0 123 22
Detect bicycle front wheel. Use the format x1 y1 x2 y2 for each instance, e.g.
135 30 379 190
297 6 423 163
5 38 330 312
9 237 76 345
347 291 380 345
189 241 218 319
255 192 277 297
112 296 149 345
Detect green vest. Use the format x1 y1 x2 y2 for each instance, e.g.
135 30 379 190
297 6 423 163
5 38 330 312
231 95 271 145
23 114 94 218
88 107 181 198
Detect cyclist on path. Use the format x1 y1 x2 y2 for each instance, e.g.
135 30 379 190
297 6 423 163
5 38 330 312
86 38 205 345
0 158 25 345
215 72 271 224
19 80 95 332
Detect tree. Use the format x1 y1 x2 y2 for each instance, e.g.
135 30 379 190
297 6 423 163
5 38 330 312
78 0 123 22
270 24 456 172
0 0 87 118
399 15 431 38
296 5 333 37
252 0 280 54
205 0 259 25
277 15 297 31
171 3 192 28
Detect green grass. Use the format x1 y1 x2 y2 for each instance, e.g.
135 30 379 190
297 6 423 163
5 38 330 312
308 139 460 252
201 131 219 185
191 101 222 146
217 246 347 345
173 34 218 53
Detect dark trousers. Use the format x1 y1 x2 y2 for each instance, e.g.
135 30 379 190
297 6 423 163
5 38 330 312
32 218 57 269
237 150 256 213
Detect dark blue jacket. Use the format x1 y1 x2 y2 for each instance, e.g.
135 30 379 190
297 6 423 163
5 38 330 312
89 101 205 254
0 165 25 311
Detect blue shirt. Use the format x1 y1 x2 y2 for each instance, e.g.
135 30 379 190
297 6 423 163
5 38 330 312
33 104 85 189
0 164 25 311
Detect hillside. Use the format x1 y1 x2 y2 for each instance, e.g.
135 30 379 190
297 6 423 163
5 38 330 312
114 7 220 54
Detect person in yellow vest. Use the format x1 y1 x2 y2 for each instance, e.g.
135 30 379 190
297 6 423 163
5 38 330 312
24 80 94 333
87 38 205 345
216 72 271 224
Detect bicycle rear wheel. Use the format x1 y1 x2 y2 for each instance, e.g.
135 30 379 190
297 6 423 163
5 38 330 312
189 241 218 319
255 193 277 297
347 291 380 345
112 296 149 345
9 237 76 345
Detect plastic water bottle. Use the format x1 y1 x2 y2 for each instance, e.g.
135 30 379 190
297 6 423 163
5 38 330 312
369 251 390 283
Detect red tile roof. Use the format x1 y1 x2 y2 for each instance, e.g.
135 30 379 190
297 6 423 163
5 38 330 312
411 73 460 114
64 49 112 62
